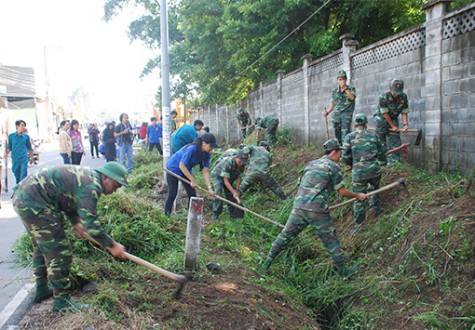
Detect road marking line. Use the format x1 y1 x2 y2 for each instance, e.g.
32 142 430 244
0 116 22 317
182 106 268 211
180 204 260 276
0 282 34 329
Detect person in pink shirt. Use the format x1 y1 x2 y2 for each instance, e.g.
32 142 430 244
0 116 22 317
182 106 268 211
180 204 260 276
69 119 86 165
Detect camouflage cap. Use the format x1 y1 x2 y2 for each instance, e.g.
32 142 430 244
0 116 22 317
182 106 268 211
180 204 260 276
259 140 270 147
354 113 368 125
323 138 342 151
238 108 244 113
390 79 404 95
337 70 347 78
96 161 128 186
237 147 251 165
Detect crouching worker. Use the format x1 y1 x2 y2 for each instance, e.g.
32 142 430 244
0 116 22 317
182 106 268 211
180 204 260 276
262 139 367 277
211 147 251 220
12 162 128 312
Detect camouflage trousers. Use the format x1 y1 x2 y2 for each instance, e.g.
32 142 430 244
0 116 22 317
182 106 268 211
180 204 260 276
374 115 402 164
332 111 354 144
211 176 237 216
265 121 279 145
12 200 73 299
239 171 286 200
353 175 383 224
264 208 345 269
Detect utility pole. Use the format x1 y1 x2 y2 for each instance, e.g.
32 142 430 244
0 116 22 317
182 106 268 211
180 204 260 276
160 0 171 180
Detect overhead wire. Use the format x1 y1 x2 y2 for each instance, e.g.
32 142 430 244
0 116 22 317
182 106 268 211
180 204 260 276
233 0 333 81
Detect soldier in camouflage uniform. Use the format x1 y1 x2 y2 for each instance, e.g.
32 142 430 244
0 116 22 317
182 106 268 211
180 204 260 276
262 139 367 276
211 147 250 219
12 162 128 312
324 70 357 144
237 109 252 138
342 114 387 232
255 115 279 145
238 143 286 200
373 79 410 164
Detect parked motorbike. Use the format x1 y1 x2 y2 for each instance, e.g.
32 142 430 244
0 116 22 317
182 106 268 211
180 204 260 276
29 139 41 165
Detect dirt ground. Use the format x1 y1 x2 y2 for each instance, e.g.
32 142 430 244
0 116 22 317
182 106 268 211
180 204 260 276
17 266 319 330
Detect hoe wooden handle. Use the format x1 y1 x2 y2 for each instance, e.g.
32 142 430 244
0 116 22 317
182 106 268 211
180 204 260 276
164 168 285 228
84 234 186 283
329 178 405 210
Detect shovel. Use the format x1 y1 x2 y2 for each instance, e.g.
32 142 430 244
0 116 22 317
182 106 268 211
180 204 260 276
368 127 422 146
84 233 187 299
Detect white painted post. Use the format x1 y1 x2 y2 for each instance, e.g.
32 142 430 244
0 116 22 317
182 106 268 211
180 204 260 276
184 197 204 273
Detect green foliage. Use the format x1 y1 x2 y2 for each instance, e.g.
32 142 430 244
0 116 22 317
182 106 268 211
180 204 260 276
102 0 455 104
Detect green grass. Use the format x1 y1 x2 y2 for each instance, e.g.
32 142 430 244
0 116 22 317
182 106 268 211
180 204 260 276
14 141 475 330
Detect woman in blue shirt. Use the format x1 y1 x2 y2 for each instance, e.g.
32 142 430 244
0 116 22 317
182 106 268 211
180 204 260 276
164 133 219 215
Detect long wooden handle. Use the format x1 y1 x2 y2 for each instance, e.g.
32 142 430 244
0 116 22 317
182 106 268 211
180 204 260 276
84 234 186 283
368 127 419 133
387 143 410 155
164 168 285 228
329 178 405 210
124 252 186 283
324 107 329 140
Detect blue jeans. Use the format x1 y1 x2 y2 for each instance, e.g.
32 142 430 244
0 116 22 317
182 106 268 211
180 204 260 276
60 153 71 164
119 143 134 173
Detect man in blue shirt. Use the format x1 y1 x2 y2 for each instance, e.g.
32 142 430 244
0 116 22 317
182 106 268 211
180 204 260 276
7 120 32 184
171 120 204 153
146 117 163 156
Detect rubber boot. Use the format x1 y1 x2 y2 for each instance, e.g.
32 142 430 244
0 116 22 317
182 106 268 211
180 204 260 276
34 284 53 303
52 297 89 313
337 265 358 278
261 257 273 272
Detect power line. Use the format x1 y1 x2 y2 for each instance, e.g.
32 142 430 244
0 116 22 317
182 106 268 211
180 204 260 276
234 0 333 80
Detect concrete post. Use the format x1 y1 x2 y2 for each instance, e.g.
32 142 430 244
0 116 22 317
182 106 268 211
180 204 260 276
184 197 204 273
215 104 219 137
339 33 358 82
260 81 264 118
421 0 451 171
301 55 312 146
276 69 285 130
225 105 229 143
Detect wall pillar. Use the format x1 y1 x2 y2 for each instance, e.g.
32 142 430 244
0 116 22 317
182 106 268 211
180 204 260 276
301 55 312 146
339 33 358 82
215 104 219 137
276 69 285 128
259 81 264 118
421 0 451 171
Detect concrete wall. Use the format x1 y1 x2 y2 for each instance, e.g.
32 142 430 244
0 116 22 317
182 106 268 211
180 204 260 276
190 1 475 174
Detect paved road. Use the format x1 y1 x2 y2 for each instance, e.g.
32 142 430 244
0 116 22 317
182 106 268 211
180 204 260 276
0 142 107 329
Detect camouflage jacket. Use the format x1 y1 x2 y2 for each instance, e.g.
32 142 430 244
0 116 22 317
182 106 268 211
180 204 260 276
237 111 251 127
247 146 272 174
257 115 279 129
375 91 409 120
13 166 114 247
293 155 344 213
330 84 356 114
341 128 387 181
211 156 245 182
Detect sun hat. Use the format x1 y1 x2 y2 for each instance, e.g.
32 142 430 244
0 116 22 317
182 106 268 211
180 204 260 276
323 138 342 151
96 161 128 186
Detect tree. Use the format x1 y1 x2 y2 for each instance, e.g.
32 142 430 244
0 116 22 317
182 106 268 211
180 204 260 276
103 0 468 106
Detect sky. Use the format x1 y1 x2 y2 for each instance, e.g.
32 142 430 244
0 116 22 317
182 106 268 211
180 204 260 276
0 0 159 121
